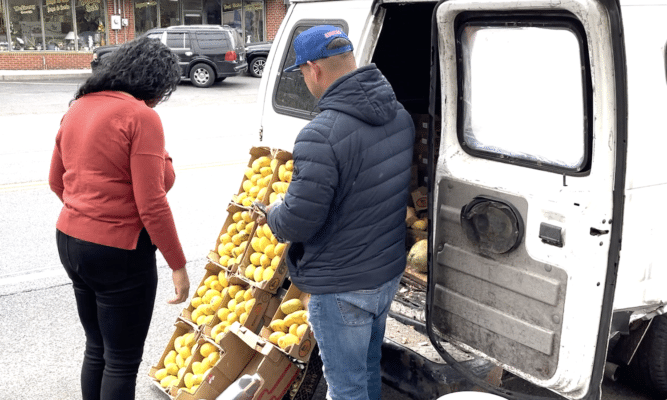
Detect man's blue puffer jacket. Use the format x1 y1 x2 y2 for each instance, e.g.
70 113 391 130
267 64 415 295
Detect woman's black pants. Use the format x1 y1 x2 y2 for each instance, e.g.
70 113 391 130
56 229 158 400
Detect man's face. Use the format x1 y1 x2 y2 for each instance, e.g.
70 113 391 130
299 62 322 98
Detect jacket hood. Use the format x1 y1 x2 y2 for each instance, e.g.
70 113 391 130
317 64 399 126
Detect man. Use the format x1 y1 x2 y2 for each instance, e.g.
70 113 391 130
264 25 415 400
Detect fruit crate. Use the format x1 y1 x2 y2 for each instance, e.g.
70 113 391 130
207 203 255 273
228 323 300 399
236 218 290 294
201 273 280 340
171 330 257 400
231 146 293 207
148 318 201 394
260 283 315 362
180 262 231 327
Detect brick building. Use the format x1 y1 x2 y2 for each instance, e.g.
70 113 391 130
0 0 287 70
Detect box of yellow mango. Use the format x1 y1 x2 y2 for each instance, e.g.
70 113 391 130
148 318 201 394
181 264 279 336
232 146 293 207
207 204 256 273
237 217 290 294
171 333 258 400
227 322 300 399
260 283 315 362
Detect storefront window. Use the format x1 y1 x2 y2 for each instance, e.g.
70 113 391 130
135 0 157 35
8 0 42 50
159 0 179 28
75 0 101 49
43 0 74 50
202 0 219 25
243 0 261 42
1 1 8 49
222 0 240 38
222 0 262 43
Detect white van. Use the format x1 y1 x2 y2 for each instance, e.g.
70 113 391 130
255 0 667 399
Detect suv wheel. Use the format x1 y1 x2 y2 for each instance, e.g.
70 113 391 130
249 57 266 78
190 63 215 88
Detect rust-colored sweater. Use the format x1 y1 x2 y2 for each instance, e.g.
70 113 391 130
49 91 186 271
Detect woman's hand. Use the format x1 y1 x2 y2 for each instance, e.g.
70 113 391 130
168 267 190 304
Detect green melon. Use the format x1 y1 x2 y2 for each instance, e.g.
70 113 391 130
407 239 428 273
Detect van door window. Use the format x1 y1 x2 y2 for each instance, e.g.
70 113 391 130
273 21 348 119
457 16 592 174
166 32 190 49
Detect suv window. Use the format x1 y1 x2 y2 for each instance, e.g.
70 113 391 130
196 32 231 51
273 21 348 119
166 32 190 49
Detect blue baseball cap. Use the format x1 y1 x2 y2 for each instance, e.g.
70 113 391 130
283 25 353 72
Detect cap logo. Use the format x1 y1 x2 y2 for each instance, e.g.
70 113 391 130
324 30 342 38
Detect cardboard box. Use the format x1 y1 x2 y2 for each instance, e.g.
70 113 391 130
181 262 228 327
236 219 290 294
148 318 201 394
260 283 316 362
411 186 428 212
208 203 256 273
198 274 280 338
230 323 300 400
231 147 293 207
172 330 257 400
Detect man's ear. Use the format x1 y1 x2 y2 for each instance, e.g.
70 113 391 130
306 60 321 81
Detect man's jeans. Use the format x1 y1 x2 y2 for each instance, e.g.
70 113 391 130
308 272 403 400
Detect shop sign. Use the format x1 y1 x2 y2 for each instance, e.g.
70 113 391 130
78 0 100 12
13 4 36 14
135 1 157 9
46 0 71 13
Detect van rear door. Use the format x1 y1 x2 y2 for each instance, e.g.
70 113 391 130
427 0 627 399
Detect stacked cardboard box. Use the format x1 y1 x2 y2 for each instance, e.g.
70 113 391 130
149 146 315 400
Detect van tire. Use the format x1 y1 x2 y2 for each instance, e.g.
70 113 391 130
190 63 215 88
629 314 667 397
282 345 323 400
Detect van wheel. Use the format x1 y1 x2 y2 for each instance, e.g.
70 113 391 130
249 57 266 78
282 345 323 400
190 63 215 88
629 314 667 397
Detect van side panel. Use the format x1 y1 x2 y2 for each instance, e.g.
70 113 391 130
613 3 667 312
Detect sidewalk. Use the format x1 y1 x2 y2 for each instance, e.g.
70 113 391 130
0 69 92 81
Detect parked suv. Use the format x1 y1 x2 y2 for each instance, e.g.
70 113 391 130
244 41 272 78
91 25 247 88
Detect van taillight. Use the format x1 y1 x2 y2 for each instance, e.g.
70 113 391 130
225 51 237 61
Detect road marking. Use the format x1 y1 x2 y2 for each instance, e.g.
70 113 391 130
0 161 246 193
0 267 67 287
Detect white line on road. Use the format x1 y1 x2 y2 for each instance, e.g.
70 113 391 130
0 266 66 287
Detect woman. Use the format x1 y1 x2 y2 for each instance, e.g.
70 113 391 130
48 36 190 400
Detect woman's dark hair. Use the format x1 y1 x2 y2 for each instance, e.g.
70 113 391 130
75 36 180 104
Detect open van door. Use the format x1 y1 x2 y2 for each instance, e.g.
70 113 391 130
426 0 627 399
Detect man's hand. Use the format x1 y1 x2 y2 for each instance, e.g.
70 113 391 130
168 267 190 304
255 196 283 225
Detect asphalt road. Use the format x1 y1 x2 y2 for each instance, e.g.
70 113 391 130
0 74 657 400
